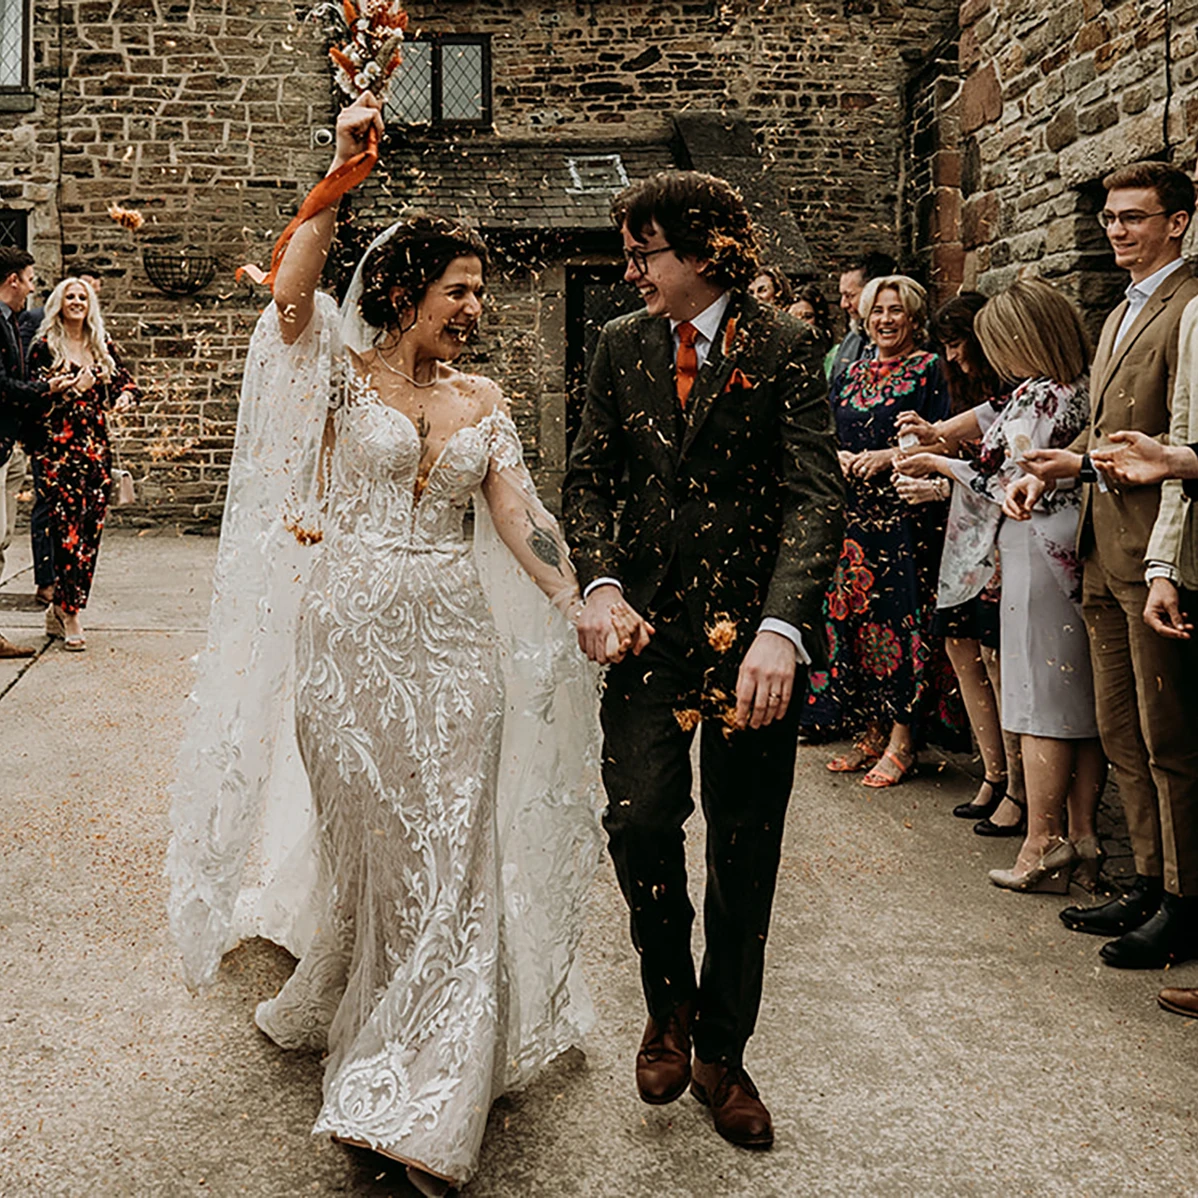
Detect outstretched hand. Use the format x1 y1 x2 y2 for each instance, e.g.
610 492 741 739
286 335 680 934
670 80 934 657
734 631 796 730
1144 577 1193 640
1020 448 1082 482
1092 431 1173 487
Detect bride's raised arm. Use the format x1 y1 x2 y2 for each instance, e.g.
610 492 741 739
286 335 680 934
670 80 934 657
274 95 385 346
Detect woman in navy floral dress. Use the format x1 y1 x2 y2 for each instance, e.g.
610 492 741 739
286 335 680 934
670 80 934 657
802 275 955 785
27 278 138 651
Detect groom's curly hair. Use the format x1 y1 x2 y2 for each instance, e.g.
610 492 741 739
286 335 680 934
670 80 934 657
611 171 760 291
357 212 488 334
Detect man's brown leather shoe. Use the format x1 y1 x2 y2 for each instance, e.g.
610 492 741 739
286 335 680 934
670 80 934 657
635 1001 692 1104
1159 987 1198 1017
0 636 34 659
690 1058 774 1149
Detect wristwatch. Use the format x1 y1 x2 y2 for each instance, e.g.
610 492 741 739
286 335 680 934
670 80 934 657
1078 453 1098 484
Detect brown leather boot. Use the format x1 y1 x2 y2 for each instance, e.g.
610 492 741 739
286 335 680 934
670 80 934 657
1159 987 1198 1017
690 1058 774 1149
0 635 34 659
635 1000 693 1104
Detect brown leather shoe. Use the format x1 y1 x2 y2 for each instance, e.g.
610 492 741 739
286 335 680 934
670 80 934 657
1159 987 1198 1017
635 1000 692 1104
0 636 35 659
691 1058 774 1149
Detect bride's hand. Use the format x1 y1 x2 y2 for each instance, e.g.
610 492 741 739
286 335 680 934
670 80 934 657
333 94 385 168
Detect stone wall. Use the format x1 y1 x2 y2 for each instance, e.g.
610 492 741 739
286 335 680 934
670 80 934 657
956 0 1198 331
2 0 332 523
3 0 961 522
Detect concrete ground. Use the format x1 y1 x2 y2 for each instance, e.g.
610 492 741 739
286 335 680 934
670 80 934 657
2 528 1197 1198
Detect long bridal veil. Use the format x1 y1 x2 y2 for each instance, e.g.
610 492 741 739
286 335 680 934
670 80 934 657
166 240 603 1086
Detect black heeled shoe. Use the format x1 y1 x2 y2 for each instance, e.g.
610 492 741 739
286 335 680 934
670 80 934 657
952 777 1006 820
973 794 1026 838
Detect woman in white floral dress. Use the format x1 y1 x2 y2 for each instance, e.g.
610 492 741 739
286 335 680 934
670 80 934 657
167 96 620 1194
897 279 1106 896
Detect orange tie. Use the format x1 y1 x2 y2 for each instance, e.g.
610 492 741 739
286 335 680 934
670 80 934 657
675 321 698 409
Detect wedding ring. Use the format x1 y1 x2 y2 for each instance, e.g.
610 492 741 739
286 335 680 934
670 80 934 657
768 692 782 703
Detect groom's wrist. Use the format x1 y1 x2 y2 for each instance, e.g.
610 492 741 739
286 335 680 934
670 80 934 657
583 577 623 601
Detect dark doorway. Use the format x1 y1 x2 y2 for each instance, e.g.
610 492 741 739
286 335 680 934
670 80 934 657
565 264 642 457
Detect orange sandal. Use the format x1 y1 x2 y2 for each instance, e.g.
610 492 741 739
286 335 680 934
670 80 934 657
862 749 914 788
826 742 883 773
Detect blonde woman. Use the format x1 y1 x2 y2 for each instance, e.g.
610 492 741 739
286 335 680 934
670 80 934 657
897 279 1106 892
27 277 138 650
801 274 958 785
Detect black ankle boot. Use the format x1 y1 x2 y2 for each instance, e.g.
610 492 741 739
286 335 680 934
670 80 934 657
1060 874 1163 937
1099 894 1198 969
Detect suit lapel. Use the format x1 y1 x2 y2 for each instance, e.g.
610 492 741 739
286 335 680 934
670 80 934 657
637 316 680 454
680 294 742 458
1098 265 1194 400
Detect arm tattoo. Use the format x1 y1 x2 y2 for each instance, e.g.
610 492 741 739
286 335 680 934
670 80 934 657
525 508 564 574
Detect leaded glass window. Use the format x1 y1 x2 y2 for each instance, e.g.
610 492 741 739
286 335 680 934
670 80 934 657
0 0 30 90
0 209 27 247
384 35 490 127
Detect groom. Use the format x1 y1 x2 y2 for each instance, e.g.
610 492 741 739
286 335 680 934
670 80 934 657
563 171 843 1148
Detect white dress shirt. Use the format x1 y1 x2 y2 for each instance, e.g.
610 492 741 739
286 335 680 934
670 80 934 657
584 292 811 664
1115 256 1186 351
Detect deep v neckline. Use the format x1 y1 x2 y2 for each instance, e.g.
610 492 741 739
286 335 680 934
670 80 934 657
350 370 493 506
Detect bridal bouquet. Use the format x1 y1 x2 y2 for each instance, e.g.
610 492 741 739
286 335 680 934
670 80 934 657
322 0 408 101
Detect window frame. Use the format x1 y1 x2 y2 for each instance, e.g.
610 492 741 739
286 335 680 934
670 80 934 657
0 0 32 94
387 33 492 129
0 209 29 249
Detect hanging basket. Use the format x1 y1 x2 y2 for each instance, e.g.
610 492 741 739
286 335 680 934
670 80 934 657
142 248 218 296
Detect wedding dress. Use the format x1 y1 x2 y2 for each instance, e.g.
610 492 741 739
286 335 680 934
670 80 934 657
166 279 602 1183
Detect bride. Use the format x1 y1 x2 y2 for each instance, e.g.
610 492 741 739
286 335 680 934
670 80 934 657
166 95 623 1192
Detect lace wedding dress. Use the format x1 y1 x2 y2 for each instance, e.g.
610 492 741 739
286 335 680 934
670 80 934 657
166 289 602 1184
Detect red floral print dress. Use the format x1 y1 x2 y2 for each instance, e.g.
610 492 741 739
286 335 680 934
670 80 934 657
803 350 966 747
27 336 137 614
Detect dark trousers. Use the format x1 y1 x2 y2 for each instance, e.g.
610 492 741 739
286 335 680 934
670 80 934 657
600 598 801 1065
30 458 54 588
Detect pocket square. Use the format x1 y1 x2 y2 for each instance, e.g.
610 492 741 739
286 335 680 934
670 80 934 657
724 367 752 392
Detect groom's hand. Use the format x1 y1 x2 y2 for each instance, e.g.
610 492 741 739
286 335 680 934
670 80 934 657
577 585 653 664
735 631 796 730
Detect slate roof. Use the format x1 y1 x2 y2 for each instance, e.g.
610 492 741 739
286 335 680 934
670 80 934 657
386 140 678 231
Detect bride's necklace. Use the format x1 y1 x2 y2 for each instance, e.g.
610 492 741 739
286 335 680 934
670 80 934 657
376 352 438 389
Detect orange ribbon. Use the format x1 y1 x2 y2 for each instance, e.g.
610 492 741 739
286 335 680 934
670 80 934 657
236 127 380 292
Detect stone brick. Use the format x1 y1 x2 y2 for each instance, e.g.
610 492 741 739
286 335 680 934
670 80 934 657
1046 103 1078 150
960 63 1002 134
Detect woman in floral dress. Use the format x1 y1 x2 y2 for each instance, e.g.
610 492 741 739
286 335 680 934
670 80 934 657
802 275 955 785
27 278 138 650
897 279 1105 893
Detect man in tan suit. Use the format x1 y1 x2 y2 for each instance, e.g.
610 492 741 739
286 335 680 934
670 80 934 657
1093 292 1198 1006
1011 161 1198 969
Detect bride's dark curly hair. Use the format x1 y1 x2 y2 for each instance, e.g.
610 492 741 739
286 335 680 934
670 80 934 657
357 212 488 334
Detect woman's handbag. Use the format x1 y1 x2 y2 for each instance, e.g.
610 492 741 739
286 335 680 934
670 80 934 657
110 466 136 507
110 436 136 507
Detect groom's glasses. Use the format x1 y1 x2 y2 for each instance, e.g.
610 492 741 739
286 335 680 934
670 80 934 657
623 245 673 276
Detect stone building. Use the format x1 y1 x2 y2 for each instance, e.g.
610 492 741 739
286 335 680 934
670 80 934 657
933 0 1198 337
19 0 1183 523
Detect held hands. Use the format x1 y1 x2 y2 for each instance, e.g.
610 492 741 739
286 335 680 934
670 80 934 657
575 584 654 665
1091 431 1172 487
1144 577 1193 640
735 630 796 730
333 93 385 167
